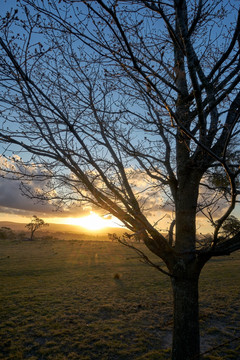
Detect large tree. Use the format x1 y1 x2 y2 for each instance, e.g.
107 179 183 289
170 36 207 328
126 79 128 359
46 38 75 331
0 1 240 359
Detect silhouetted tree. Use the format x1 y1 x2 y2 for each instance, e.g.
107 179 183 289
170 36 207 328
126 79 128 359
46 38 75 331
0 227 15 239
0 2 240 359
221 215 240 238
25 215 48 240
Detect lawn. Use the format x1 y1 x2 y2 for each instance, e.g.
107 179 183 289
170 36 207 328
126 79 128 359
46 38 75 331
0 238 239 359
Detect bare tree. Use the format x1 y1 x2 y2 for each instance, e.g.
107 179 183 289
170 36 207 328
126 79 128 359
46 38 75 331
0 1 240 359
25 215 48 240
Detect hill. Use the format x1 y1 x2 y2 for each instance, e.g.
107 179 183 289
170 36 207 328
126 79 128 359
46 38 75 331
0 221 128 240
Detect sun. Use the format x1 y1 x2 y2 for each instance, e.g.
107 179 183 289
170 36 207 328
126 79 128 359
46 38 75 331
77 212 109 230
65 212 122 231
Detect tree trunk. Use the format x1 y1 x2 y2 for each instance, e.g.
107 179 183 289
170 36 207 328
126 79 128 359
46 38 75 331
171 273 200 360
30 230 35 240
175 170 200 253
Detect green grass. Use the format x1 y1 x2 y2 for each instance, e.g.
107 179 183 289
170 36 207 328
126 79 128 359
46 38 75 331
0 238 239 359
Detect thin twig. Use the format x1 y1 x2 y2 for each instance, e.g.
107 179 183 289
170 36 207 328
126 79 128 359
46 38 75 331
191 335 240 359
118 238 173 277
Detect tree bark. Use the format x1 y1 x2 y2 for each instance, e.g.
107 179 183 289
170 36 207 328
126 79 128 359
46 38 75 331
171 272 200 360
175 170 201 253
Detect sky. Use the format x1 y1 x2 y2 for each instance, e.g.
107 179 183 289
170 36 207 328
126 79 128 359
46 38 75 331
0 167 124 228
0 158 225 233
0 0 239 234
0 0 121 229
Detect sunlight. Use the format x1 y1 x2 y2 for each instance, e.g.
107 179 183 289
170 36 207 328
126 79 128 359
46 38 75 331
65 212 123 231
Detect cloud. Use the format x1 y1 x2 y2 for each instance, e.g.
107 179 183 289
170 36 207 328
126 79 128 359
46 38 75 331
0 156 231 230
0 176 90 219
0 155 91 219
0 178 50 211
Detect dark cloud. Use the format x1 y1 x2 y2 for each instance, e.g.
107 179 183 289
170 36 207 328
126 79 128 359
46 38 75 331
0 178 53 212
0 177 88 218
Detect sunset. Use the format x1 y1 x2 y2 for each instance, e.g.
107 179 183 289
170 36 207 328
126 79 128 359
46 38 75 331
0 208 125 232
1 1 240 359
63 212 124 231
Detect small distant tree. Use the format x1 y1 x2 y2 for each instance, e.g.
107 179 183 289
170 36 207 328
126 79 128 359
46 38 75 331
25 215 48 240
0 227 15 240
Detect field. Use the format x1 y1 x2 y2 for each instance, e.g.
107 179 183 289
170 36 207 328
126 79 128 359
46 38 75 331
0 238 240 360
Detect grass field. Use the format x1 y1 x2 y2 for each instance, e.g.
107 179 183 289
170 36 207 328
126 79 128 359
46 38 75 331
0 238 239 360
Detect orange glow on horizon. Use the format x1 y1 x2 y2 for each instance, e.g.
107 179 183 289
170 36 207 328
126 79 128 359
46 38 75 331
0 211 124 230
62 212 124 231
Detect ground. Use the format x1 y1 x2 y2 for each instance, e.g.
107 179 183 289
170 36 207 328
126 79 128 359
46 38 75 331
0 238 239 359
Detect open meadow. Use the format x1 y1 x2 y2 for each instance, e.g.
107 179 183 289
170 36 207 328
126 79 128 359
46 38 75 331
0 238 240 360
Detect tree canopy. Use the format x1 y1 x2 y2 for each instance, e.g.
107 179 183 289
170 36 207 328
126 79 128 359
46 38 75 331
25 215 48 240
0 0 239 255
